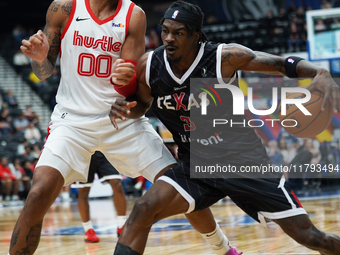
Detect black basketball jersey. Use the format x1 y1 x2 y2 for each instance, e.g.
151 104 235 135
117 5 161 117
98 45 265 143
147 42 269 167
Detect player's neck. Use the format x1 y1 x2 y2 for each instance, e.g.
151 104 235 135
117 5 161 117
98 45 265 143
170 45 200 78
89 0 119 18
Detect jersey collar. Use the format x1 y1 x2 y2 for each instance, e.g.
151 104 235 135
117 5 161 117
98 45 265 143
163 42 206 85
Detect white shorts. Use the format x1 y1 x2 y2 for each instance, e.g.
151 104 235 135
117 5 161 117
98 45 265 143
36 105 176 186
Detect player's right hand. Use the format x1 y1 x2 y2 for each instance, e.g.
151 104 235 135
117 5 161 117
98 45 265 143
109 99 137 130
20 30 49 62
111 59 135 86
307 69 340 112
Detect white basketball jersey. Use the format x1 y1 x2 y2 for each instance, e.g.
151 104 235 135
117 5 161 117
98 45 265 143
58 0 135 114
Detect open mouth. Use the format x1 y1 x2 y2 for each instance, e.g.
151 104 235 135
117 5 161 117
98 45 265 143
166 46 177 54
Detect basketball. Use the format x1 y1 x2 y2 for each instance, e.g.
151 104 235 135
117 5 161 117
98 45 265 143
278 90 333 138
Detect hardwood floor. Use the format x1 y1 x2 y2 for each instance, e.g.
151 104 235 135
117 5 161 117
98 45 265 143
1 192 340 254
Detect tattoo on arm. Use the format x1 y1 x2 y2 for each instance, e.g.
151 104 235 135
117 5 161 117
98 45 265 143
221 51 234 65
221 46 256 65
296 62 318 78
32 8 62 79
31 27 57 79
49 1 61 12
253 52 286 74
61 1 72 15
31 0 72 79
297 69 316 77
48 30 61 64
234 47 255 58
253 57 271 66
32 59 53 79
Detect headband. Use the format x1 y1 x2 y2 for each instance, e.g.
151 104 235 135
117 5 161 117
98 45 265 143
163 7 202 30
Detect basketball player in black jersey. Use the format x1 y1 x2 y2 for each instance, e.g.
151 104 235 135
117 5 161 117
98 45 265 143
110 1 340 254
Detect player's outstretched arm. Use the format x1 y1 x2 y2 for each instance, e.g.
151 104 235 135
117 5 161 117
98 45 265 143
221 43 340 112
20 0 71 80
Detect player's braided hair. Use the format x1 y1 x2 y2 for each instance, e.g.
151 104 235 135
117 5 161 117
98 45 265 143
159 0 209 43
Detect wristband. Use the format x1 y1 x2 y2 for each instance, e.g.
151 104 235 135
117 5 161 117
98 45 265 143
284 56 304 78
112 60 138 97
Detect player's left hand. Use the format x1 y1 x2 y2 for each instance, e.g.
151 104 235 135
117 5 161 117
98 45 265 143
307 69 340 112
20 30 49 62
111 59 135 86
109 99 137 130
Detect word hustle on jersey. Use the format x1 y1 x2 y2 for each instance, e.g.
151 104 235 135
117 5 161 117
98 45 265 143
73 31 122 52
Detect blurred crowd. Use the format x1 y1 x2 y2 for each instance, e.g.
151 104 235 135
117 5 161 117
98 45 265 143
0 93 43 206
266 127 340 193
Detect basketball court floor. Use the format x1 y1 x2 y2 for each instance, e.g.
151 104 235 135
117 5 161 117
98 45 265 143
1 189 340 255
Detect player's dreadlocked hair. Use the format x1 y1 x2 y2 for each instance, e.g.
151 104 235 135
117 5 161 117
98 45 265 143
159 0 209 43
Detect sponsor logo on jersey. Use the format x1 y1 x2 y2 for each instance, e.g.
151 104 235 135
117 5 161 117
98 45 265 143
157 91 208 112
61 112 68 119
73 31 122 52
178 132 224 145
76 16 90 22
112 22 125 28
201 66 207 77
173 85 187 91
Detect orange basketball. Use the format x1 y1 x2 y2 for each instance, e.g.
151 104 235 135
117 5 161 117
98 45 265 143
278 90 333 138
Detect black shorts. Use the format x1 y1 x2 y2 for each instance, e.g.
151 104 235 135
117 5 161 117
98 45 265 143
158 161 306 226
72 151 121 188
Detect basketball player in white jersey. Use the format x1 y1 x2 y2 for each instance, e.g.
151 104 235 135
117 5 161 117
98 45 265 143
9 0 239 254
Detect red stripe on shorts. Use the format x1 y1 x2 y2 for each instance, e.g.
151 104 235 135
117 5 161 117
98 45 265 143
290 190 303 208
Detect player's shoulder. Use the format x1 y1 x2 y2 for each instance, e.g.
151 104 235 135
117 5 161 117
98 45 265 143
137 52 151 71
131 3 145 14
130 3 146 20
127 3 146 34
221 43 255 63
139 52 149 61
222 43 248 52
140 46 164 62
49 0 73 16
136 52 152 87
153 45 165 55
136 49 161 80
